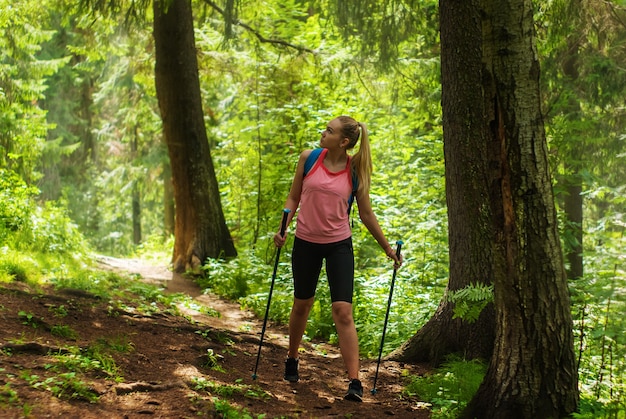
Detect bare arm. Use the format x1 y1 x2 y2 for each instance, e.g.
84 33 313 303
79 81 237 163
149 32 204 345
356 188 402 266
274 150 312 247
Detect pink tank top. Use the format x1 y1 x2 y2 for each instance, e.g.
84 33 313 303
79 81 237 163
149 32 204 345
296 149 353 244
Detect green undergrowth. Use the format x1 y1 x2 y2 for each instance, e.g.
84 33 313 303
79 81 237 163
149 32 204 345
404 355 486 418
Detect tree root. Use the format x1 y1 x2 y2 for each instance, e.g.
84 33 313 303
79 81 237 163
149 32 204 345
1 341 74 355
113 380 187 395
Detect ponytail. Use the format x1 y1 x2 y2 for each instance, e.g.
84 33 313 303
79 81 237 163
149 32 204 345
339 116 372 194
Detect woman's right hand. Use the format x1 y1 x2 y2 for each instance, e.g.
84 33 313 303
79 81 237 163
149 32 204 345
385 245 403 268
274 231 287 248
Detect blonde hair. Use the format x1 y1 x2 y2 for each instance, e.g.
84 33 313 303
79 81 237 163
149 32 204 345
338 115 372 194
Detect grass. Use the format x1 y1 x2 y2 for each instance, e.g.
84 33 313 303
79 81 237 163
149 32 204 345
50 325 79 340
191 376 270 401
212 397 266 418
186 376 270 418
20 370 99 403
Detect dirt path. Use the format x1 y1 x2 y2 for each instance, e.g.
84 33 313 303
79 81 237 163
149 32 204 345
96 255 264 334
0 257 431 418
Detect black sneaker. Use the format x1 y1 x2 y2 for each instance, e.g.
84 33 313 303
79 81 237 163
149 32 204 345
344 379 363 402
284 357 299 382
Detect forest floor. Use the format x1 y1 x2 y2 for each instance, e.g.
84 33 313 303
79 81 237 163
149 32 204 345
0 257 432 418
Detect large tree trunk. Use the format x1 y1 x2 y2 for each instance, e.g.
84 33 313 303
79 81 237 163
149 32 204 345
153 0 237 272
563 167 583 280
389 0 495 365
163 157 175 238
131 126 142 245
461 0 579 417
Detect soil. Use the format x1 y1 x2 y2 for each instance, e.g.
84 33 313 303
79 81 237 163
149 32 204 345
0 257 431 418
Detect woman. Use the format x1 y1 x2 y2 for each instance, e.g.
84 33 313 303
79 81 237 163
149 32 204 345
273 116 402 402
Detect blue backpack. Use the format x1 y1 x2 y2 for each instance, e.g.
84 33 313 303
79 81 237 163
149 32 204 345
303 148 359 215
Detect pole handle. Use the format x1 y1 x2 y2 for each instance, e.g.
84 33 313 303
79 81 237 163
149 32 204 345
393 240 403 269
279 209 291 238
395 240 403 259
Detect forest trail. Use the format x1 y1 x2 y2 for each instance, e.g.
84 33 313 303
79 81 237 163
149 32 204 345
95 255 266 341
0 256 431 418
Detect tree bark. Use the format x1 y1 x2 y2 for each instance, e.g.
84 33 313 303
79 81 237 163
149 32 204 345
163 157 175 238
564 170 583 280
132 126 141 245
461 0 579 417
153 0 237 272
389 0 495 365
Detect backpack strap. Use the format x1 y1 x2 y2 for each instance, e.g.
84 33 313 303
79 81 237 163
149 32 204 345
348 168 358 215
304 148 323 177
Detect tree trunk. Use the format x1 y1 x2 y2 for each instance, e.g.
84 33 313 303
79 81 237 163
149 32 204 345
132 181 141 245
153 0 237 272
132 126 141 245
163 157 175 238
461 0 579 417
389 0 495 365
564 169 583 280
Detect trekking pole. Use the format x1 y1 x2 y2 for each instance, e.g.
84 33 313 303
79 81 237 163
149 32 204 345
252 208 291 380
371 240 403 394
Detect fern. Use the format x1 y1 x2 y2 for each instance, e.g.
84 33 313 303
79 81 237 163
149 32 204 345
445 283 494 323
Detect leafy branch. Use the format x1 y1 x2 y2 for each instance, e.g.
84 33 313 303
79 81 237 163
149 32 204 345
202 0 315 54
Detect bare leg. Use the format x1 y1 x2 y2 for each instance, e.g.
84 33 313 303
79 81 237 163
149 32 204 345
287 297 314 359
332 301 359 380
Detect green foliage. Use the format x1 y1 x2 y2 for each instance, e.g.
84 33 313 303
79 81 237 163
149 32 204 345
212 397 266 419
445 283 494 323
569 211 626 415
354 267 443 357
200 348 224 372
26 371 99 402
93 336 135 354
42 343 125 383
50 325 79 340
331 0 439 68
0 258 29 283
182 300 220 318
18 311 39 328
202 251 273 301
0 382 20 407
48 267 122 298
48 304 68 318
0 0 63 183
1 169 88 259
405 355 487 419
573 393 626 419
15 201 86 254
131 234 175 262
0 170 38 239
191 376 270 413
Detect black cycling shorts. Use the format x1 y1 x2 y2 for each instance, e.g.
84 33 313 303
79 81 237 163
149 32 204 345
291 236 354 303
